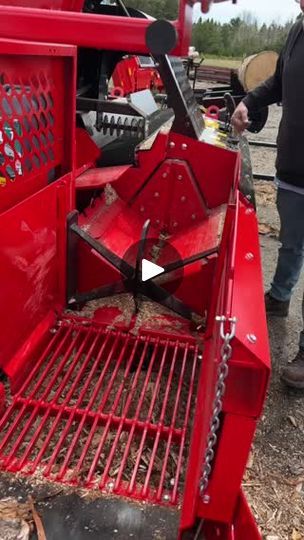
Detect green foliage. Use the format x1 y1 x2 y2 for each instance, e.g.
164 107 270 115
124 1 297 58
125 0 178 19
192 14 295 57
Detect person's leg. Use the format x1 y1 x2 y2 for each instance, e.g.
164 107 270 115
281 238 304 389
271 188 304 300
266 188 304 317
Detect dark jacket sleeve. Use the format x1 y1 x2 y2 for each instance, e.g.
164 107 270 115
242 23 299 111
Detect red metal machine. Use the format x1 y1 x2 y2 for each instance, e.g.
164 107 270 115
112 55 164 96
0 1 270 539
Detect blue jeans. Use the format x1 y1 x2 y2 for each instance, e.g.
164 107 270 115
270 187 304 348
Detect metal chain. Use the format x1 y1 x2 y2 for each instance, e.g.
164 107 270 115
199 315 237 497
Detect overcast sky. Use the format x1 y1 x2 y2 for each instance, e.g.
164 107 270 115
194 0 301 24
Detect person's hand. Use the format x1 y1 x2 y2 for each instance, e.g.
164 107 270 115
231 102 250 133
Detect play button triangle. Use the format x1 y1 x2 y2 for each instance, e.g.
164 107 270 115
141 258 165 282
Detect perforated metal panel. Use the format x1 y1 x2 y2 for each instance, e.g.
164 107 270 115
0 71 55 182
0 42 75 212
0 41 75 367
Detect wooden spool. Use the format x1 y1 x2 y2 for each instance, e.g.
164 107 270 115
238 51 279 92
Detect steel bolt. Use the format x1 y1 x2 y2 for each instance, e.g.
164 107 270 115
203 494 211 504
247 334 257 344
156 219 160 225
181 143 188 150
162 172 168 179
191 214 196 220
173 221 178 228
154 192 160 198
140 206 145 213
181 196 186 202
245 252 254 261
107 481 114 491
163 494 171 502
245 208 254 215
169 142 175 149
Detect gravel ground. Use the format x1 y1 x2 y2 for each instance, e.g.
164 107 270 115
244 105 304 540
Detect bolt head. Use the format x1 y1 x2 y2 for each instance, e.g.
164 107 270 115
173 221 178 228
177 175 183 181
169 142 175 149
140 206 145 213
245 252 254 261
191 214 196 220
247 334 257 344
107 481 114 491
155 219 160 225
181 143 188 150
154 192 160 198
203 494 210 504
245 208 254 215
181 196 186 202
163 494 170 502
162 172 168 179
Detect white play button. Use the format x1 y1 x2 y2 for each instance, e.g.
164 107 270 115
141 258 164 282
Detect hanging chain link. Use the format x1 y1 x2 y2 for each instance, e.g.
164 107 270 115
199 315 237 497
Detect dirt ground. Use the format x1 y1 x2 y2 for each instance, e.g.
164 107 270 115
243 105 304 540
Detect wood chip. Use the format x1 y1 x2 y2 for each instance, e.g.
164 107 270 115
258 222 279 237
287 415 298 428
0 519 30 540
292 530 302 540
246 451 254 469
28 496 46 540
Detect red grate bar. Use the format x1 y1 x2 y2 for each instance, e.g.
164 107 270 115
113 337 161 492
0 318 201 506
0 326 74 455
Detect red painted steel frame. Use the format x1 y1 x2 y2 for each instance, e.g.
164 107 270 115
0 39 76 370
179 197 269 537
0 2 268 538
112 56 163 97
0 0 84 8
0 1 234 56
202 491 261 539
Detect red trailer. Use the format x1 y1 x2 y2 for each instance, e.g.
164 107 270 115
0 1 270 538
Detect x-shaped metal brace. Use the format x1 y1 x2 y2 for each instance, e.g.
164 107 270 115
67 212 218 321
